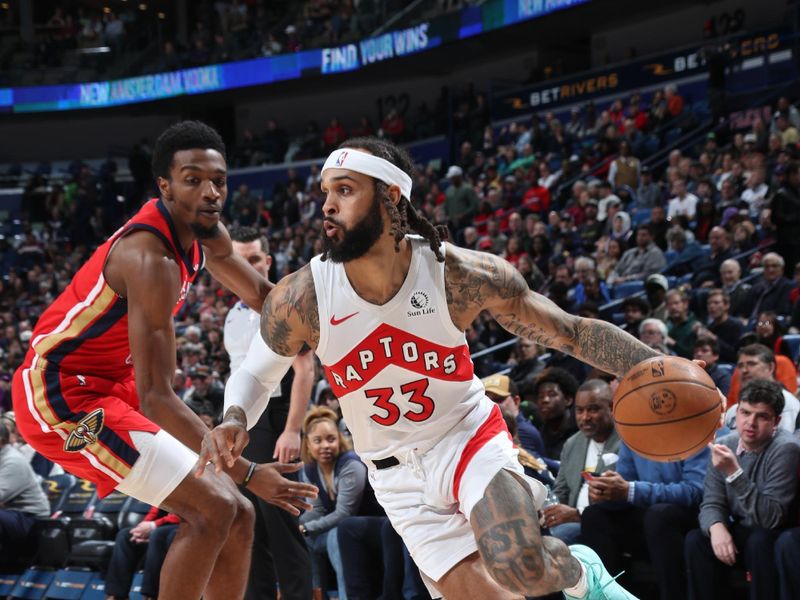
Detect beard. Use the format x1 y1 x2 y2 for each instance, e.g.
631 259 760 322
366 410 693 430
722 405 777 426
323 194 385 263
190 221 221 240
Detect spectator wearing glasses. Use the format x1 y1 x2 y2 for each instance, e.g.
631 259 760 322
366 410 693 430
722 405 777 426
724 344 800 433
638 318 673 356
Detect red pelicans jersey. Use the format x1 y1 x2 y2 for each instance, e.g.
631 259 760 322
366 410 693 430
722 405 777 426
311 237 493 462
23 198 204 386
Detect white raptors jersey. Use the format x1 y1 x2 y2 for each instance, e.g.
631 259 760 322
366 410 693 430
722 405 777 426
224 301 282 397
310 237 492 461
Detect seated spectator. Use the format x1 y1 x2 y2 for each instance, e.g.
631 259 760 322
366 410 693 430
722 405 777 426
532 368 579 460
105 506 180 600
639 318 673 355
0 419 50 571
776 526 800 600
685 380 800 600
581 439 708 600
337 515 430 600
693 336 732 395
724 344 800 432
693 288 743 364
665 289 698 359
644 273 668 322
506 336 545 398
301 407 373 600
606 224 666 286
184 365 224 418
620 296 650 337
755 310 793 361
667 179 698 221
542 379 620 546
720 258 754 322
594 237 623 282
748 252 795 322
663 225 705 276
483 373 547 463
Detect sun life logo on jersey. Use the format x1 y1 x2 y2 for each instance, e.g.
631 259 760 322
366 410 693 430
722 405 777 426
408 290 435 317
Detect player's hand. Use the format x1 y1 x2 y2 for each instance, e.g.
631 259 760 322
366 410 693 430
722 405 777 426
708 442 739 477
542 503 580 528
274 429 302 463
246 462 318 516
195 419 249 477
709 522 737 566
588 471 629 503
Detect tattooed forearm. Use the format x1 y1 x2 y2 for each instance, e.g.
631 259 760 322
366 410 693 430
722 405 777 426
496 306 658 376
571 318 660 376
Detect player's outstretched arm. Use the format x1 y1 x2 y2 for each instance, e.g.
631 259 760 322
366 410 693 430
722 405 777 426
444 244 659 378
202 223 273 311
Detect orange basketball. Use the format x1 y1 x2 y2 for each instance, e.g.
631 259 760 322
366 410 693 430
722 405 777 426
613 356 722 462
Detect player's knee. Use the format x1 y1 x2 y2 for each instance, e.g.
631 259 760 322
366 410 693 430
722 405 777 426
187 480 239 536
230 492 255 538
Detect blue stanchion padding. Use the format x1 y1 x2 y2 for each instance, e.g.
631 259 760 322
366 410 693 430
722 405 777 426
0 573 19 596
8 567 55 599
44 568 94 599
79 572 106 600
128 571 145 600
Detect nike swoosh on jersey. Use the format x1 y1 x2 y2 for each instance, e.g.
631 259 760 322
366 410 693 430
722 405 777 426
330 312 359 326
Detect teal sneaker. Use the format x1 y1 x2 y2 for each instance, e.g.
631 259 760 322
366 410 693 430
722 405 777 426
564 544 639 600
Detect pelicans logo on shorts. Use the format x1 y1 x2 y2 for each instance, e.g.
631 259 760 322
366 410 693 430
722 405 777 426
64 408 105 453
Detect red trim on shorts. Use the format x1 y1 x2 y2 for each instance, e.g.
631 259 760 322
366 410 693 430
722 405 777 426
452 404 512 504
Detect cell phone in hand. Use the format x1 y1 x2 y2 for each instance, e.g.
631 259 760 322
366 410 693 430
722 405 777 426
581 471 596 482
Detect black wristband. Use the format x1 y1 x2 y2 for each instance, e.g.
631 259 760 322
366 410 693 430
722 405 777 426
242 461 257 488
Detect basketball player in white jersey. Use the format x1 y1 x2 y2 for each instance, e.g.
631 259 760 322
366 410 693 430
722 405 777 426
198 138 658 599
225 226 315 600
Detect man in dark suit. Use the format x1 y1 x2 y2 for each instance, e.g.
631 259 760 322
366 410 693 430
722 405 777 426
542 379 620 545
692 226 733 288
749 253 796 321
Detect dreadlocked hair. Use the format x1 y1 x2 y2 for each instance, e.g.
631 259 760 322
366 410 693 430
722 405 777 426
338 137 449 262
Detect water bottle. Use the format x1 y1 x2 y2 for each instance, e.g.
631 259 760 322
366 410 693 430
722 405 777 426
543 485 560 508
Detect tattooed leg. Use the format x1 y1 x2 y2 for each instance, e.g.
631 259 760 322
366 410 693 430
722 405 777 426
470 469 581 596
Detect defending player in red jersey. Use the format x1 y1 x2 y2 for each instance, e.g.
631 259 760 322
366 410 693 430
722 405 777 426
12 121 316 600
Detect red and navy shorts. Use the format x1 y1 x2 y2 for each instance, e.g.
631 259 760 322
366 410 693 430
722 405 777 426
12 366 159 497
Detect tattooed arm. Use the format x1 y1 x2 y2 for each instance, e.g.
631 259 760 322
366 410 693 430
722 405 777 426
215 266 319 433
444 244 659 377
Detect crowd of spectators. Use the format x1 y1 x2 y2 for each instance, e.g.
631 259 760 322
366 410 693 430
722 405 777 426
3 86 800 597
14 0 467 83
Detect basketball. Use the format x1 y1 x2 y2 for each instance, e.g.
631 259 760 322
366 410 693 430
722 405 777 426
613 356 722 462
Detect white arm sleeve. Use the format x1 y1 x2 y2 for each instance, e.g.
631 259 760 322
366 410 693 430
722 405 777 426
224 333 295 429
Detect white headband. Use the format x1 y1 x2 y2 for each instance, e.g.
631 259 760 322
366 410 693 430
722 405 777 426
322 148 412 200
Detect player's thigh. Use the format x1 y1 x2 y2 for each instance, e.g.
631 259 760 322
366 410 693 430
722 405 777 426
436 552 523 600
14 368 160 497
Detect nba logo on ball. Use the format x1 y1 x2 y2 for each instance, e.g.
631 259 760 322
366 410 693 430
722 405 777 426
651 360 665 377
336 151 348 167
649 389 677 415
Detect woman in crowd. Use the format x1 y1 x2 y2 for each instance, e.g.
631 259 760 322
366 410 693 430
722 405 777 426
300 407 369 600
